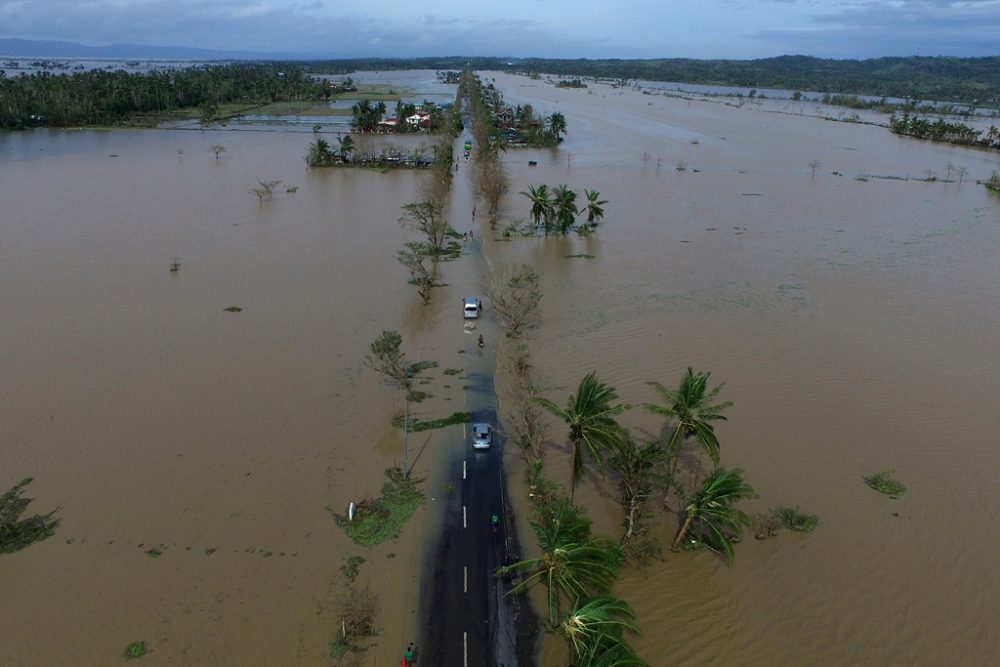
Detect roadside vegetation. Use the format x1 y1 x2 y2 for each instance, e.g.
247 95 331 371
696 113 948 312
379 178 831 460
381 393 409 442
866 470 907 499
330 468 424 548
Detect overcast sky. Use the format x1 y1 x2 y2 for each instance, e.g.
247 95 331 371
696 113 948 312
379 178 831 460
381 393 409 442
2 0 999 59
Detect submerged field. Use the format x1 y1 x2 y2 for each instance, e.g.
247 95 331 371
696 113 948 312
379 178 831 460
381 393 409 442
2 69 999 665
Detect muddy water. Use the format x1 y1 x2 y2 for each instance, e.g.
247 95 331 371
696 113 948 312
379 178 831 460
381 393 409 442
1 117 487 665
481 72 1000 665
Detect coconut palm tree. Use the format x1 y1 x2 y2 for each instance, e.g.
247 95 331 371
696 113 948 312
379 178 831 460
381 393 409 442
552 184 579 234
583 189 607 227
521 183 553 233
337 134 355 160
645 368 732 472
307 137 331 167
500 535 623 626
535 372 630 502
549 111 567 142
557 596 640 662
576 638 647 667
672 467 757 564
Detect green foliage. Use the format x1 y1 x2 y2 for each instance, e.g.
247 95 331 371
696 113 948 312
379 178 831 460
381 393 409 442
121 641 147 660
674 468 757 564
443 368 463 376
204 547 217 555
332 469 424 547
866 470 907 498
339 555 366 582
773 506 820 533
145 548 162 558
223 306 243 312
392 411 469 432
0 478 58 555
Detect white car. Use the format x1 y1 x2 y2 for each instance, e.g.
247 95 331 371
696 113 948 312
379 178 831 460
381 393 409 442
463 297 482 319
472 423 493 449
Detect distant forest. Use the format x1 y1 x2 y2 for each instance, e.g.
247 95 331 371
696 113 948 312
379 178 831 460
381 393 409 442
3 55 999 130
310 55 1000 105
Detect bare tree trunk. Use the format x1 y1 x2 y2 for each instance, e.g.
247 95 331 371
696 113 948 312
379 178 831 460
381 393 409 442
672 514 694 549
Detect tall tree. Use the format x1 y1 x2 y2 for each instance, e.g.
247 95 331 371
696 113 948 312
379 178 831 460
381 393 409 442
608 435 669 543
557 596 640 664
645 368 732 472
364 330 414 399
399 200 451 255
499 500 623 625
672 467 757 564
583 189 608 227
490 263 542 337
549 111 568 142
552 184 579 234
521 183 553 232
535 372 630 501
396 241 436 305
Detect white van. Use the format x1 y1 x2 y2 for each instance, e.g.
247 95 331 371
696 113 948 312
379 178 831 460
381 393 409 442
463 297 482 319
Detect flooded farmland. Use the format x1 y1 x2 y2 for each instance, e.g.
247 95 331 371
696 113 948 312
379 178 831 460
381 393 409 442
2 69 1000 666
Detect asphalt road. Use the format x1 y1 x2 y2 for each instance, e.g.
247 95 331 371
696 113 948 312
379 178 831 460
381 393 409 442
418 124 537 667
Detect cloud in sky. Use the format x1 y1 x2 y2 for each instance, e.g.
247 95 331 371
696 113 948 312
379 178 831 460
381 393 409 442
1 0 999 58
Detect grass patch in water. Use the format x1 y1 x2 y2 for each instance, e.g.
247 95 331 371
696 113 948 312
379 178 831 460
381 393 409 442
331 468 424 548
223 306 243 312
565 253 595 259
392 411 469 432
866 470 906 498
145 548 163 558
443 368 463 376
122 641 147 660
340 555 365 582
772 506 820 533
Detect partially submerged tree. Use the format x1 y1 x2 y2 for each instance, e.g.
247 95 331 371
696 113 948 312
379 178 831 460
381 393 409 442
583 189 607 227
1 478 59 555
535 372 630 502
396 241 436 304
645 368 732 475
557 596 641 665
672 467 757 564
249 179 281 203
399 200 452 256
364 330 414 399
476 154 509 226
490 263 542 337
210 144 226 160
608 435 669 544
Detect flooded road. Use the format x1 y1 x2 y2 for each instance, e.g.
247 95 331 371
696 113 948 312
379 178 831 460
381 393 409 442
2 68 999 666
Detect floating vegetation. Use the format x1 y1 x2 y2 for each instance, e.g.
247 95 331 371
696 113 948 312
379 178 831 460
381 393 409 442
565 253 595 259
443 368 463 376
122 641 147 660
330 468 424 547
169 257 180 273
866 470 907 498
408 360 438 374
0 478 59 555
145 548 162 558
223 306 243 312
392 411 469 432
340 555 365 582
772 506 820 533
204 547 216 555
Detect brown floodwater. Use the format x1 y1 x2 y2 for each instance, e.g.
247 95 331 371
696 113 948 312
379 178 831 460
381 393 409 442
2 70 999 666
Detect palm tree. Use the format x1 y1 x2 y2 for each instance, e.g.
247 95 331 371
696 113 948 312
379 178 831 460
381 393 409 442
672 467 757 564
557 596 640 662
645 368 732 472
337 134 355 160
535 372 630 502
307 137 331 167
500 534 623 626
549 111 567 142
583 189 608 227
576 637 647 667
552 184 578 234
521 183 553 233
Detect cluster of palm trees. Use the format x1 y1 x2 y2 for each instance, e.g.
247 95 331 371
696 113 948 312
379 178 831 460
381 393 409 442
351 99 387 132
889 112 997 148
500 368 757 665
305 134 355 167
521 184 607 234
